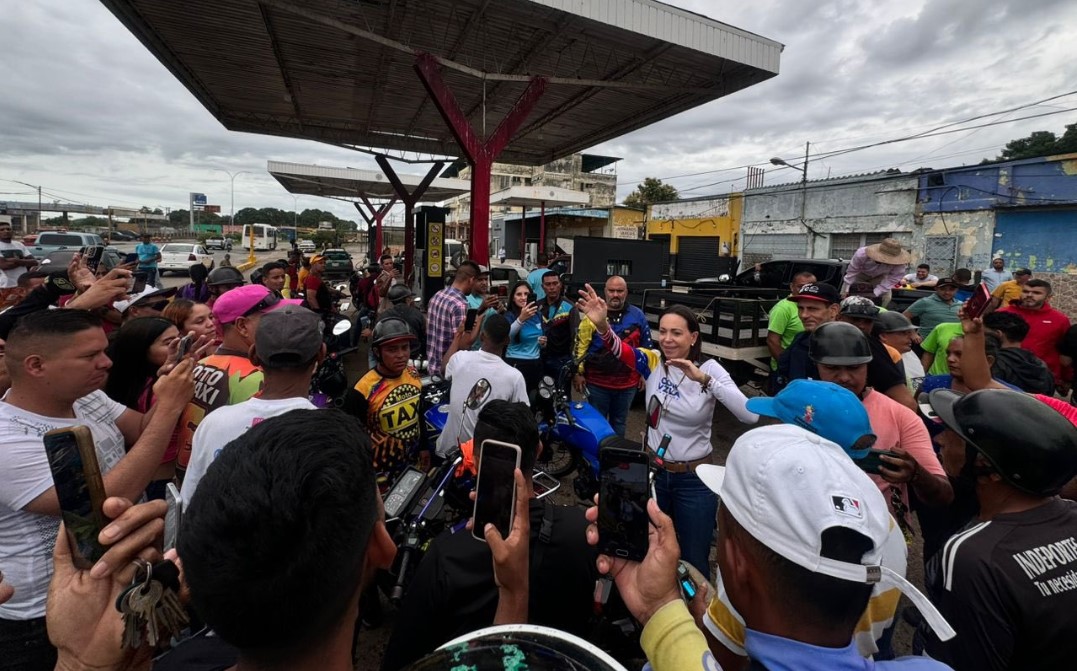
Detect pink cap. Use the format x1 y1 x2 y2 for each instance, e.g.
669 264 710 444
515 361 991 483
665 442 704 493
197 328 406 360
212 285 302 325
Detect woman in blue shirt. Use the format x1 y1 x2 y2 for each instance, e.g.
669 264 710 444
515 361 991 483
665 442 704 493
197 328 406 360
505 280 542 395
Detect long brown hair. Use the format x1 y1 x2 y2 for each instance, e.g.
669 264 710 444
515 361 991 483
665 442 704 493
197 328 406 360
162 299 195 331
660 304 703 362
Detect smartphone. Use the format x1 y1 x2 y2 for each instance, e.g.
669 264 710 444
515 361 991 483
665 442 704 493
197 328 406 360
531 470 561 499
464 308 479 332
677 561 698 601
82 246 105 273
964 282 992 319
526 292 537 306
472 439 521 542
164 483 183 552
174 334 193 362
129 271 148 295
598 446 651 562
856 449 902 475
43 426 108 570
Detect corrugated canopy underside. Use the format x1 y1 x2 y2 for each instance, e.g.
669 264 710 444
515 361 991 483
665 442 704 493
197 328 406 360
101 0 781 165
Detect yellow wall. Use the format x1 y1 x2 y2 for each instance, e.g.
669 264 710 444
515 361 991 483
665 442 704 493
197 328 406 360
645 193 742 255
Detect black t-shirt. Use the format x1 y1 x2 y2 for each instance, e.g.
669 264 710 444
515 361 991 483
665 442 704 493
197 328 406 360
924 497 1077 671
866 336 906 393
379 500 598 671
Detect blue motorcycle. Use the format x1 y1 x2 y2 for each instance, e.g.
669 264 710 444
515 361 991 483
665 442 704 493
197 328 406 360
536 365 636 501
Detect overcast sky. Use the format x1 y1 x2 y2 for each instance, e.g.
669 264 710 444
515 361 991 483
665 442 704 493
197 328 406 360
1 0 1075 225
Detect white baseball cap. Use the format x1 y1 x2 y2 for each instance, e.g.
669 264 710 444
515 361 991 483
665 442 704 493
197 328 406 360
697 424 955 641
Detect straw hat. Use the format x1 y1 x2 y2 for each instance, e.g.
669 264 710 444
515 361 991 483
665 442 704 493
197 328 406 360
865 238 911 265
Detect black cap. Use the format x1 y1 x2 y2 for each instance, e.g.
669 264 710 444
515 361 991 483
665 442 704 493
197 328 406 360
791 282 840 305
1014 268 1031 276
934 277 959 288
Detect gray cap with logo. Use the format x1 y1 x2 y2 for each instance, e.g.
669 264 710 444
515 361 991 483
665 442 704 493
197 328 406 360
254 305 324 368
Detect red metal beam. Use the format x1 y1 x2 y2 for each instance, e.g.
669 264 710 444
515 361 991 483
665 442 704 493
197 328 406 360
414 52 547 266
356 194 397 260
374 155 443 284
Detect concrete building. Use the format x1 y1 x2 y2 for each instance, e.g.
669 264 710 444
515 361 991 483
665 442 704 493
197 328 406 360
741 170 920 266
646 193 741 280
917 152 1077 314
441 153 620 249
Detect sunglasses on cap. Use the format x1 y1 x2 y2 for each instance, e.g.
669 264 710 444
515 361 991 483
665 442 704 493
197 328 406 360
241 292 283 317
142 300 171 312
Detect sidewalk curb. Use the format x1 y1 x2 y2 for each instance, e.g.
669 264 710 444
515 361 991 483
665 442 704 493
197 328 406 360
235 260 258 272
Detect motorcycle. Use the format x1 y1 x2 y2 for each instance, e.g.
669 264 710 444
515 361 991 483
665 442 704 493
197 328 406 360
535 363 636 501
309 319 357 408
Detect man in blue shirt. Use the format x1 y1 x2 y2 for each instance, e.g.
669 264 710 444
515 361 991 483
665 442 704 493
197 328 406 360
981 256 1010 292
135 232 161 287
526 252 549 300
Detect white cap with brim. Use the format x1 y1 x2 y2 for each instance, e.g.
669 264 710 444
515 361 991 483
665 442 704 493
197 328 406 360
113 286 175 314
697 424 956 641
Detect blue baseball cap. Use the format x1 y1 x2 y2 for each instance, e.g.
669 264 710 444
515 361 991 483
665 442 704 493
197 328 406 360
746 380 877 458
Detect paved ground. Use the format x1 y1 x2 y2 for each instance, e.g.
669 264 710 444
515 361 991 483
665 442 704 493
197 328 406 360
117 241 923 668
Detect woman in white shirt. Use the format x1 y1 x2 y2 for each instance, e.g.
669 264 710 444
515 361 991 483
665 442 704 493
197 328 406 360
576 284 758 575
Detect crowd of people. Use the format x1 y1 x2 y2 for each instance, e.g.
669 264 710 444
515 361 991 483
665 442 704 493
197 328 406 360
0 237 1075 671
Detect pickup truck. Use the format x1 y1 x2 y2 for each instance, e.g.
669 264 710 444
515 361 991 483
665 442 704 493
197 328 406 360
642 258 931 385
204 237 232 251
30 231 106 256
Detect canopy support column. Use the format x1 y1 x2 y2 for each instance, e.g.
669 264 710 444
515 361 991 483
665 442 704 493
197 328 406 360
354 194 397 262
375 155 443 284
414 52 547 266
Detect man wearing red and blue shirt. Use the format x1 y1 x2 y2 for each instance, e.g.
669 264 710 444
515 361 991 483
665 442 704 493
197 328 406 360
425 261 479 376
573 276 651 436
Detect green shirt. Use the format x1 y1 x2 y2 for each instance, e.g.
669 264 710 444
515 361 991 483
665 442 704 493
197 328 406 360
767 298 804 370
905 293 961 339
922 322 965 375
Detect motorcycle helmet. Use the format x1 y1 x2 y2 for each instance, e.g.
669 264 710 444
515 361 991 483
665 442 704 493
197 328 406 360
809 322 872 366
387 284 414 304
929 389 1077 496
372 317 417 350
207 266 245 287
875 311 917 333
406 624 628 671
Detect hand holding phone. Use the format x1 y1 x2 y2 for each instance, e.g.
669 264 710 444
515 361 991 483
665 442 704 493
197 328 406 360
856 449 903 475
597 447 651 562
43 426 107 569
472 440 522 542
963 282 992 320
82 246 106 274
464 308 479 332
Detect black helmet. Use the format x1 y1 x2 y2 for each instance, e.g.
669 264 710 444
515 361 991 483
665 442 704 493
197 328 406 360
386 284 414 304
207 266 245 287
929 389 1077 496
875 311 917 333
249 269 264 286
371 317 416 348
809 321 872 365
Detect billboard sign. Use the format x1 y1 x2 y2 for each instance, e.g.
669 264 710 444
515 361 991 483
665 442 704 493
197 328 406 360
190 193 207 206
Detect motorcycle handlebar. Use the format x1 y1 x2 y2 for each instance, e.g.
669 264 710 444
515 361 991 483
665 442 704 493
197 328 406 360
390 546 413 603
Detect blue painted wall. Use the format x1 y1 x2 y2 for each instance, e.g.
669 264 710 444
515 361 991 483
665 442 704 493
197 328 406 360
918 154 1077 212
993 209 1077 274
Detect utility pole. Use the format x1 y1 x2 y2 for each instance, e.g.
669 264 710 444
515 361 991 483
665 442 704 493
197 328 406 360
216 169 252 263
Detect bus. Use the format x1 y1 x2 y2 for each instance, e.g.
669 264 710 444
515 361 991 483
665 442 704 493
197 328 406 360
241 223 278 251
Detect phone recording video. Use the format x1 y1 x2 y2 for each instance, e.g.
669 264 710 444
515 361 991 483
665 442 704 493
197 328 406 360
43 426 107 570
526 292 537 306
472 440 521 542
598 447 651 562
464 308 479 332
164 483 183 553
963 282 992 320
856 449 901 475
174 334 193 363
129 271 148 295
82 246 105 273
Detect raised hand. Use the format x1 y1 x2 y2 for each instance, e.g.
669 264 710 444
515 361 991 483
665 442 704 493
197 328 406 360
575 283 609 334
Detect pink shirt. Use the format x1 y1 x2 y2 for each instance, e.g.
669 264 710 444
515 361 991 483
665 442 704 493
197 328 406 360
862 389 945 524
842 247 907 298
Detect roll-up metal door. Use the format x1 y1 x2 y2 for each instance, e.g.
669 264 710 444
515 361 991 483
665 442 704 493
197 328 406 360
675 236 721 281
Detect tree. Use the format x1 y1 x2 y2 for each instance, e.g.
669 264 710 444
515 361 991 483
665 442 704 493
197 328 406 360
993 122 1077 161
623 177 678 208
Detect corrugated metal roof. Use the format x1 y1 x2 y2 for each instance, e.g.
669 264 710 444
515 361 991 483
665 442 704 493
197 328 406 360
489 185 590 207
267 160 470 201
99 0 781 165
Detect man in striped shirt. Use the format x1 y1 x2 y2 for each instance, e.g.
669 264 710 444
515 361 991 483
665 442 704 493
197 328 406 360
425 261 479 376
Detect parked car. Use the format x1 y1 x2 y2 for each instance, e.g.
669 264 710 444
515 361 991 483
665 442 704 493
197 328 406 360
204 237 232 251
30 231 106 256
158 243 214 275
322 248 353 279
108 230 139 241
488 265 524 298
297 239 316 253
36 248 124 273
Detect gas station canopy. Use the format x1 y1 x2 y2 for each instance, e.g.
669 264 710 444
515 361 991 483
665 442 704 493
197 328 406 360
267 161 470 202
99 0 782 166
490 186 590 209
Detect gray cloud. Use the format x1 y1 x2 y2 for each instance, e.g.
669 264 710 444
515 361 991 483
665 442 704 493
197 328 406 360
0 0 1074 219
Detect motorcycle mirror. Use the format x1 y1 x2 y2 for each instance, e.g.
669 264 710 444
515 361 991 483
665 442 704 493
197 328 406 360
332 320 352 336
538 387 552 400
339 301 351 312
718 273 731 282
430 375 443 385
540 375 555 388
